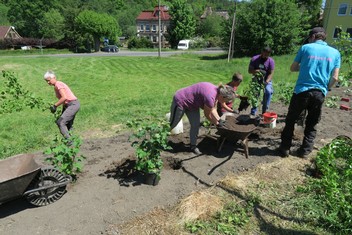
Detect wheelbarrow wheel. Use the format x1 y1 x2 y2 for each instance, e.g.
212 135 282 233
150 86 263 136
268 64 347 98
25 167 68 206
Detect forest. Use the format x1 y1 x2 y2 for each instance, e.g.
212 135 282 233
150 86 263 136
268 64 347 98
0 0 322 56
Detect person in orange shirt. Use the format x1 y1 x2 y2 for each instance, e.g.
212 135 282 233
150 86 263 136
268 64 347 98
44 70 80 139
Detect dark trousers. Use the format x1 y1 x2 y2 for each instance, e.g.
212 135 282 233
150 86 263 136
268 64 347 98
56 100 80 139
280 90 324 154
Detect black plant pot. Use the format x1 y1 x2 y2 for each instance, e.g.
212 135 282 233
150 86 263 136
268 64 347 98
144 172 160 186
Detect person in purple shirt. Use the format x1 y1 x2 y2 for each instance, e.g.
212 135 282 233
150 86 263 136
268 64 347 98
248 47 275 116
169 82 236 155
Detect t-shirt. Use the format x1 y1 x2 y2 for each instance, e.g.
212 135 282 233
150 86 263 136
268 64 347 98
174 82 218 111
249 54 275 82
54 81 77 104
293 40 341 96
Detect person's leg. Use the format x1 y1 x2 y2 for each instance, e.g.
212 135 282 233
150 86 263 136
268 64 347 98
280 92 309 154
299 90 324 155
56 101 80 139
169 98 184 130
262 83 273 114
66 100 80 131
185 109 201 153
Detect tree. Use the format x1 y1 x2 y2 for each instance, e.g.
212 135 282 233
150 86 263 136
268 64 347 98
168 0 196 48
295 0 323 27
75 10 121 52
223 0 302 56
38 9 65 40
0 3 9 25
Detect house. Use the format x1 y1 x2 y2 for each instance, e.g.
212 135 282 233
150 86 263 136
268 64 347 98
136 5 170 48
322 0 352 43
0 26 22 40
200 6 229 20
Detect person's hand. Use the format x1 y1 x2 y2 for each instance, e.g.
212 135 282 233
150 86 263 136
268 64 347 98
232 109 239 114
50 105 57 113
217 119 226 128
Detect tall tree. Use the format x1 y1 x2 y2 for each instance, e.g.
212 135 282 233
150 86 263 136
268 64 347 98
37 9 65 40
0 3 9 25
168 0 196 48
75 10 121 52
223 0 302 56
295 0 323 27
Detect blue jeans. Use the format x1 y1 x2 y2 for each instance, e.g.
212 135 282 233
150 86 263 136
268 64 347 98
250 82 273 115
280 89 325 154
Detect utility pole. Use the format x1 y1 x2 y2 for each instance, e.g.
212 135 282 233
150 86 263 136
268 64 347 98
227 1 237 62
158 0 162 57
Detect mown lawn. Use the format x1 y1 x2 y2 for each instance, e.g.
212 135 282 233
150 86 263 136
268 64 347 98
0 52 298 158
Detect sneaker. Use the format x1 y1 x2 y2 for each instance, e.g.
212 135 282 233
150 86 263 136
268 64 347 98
277 146 289 157
191 146 202 155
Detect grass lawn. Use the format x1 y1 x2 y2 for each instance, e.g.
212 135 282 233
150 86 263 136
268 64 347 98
0 52 298 158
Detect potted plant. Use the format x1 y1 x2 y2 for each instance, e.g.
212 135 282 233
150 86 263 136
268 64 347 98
244 72 265 109
128 119 171 185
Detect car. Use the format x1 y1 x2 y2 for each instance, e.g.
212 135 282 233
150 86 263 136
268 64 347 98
101 45 119 52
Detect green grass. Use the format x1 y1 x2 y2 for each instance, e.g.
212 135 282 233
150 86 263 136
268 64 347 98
0 52 298 158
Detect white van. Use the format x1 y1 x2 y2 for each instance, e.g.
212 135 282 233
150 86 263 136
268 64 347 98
177 40 191 50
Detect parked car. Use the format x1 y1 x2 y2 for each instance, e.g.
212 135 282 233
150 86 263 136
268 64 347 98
101 45 119 52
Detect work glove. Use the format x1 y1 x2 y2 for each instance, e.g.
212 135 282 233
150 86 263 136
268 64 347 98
217 119 226 128
50 105 57 113
232 109 239 114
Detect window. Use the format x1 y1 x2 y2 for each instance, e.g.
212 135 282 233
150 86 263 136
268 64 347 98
347 28 352 38
338 3 347 15
146 24 150 32
350 6 352 15
152 25 156 32
140 25 144 32
152 36 157 42
333 27 342 38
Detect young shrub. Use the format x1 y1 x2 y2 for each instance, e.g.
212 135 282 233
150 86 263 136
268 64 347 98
44 134 85 177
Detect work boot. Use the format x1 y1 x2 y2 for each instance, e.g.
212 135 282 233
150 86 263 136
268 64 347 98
295 148 311 159
191 146 202 155
277 146 289 157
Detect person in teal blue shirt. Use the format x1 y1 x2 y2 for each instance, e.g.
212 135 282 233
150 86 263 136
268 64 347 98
278 27 341 158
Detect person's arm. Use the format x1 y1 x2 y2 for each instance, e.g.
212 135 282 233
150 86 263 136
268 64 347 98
54 89 67 107
290 62 300 72
328 68 340 89
220 102 233 112
248 65 260 75
265 70 274 84
204 105 220 125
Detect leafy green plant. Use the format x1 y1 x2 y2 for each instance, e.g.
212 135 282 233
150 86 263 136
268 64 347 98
128 119 171 178
298 136 352 233
337 73 351 87
244 72 265 108
275 81 294 105
332 27 352 78
0 70 49 114
44 134 85 177
325 95 340 108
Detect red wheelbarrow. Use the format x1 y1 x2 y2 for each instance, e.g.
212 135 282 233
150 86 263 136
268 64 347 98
0 154 71 207
216 113 260 158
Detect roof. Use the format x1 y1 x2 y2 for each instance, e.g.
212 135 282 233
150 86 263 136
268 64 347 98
0 26 22 39
136 5 170 21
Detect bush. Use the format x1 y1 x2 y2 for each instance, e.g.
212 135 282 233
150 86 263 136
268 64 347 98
127 37 153 49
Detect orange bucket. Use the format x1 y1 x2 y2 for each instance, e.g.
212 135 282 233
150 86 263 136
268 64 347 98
263 112 277 128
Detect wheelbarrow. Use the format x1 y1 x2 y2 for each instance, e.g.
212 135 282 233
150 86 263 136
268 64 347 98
216 113 260 158
0 154 71 207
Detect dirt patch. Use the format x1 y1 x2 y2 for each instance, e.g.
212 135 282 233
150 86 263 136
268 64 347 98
0 87 351 235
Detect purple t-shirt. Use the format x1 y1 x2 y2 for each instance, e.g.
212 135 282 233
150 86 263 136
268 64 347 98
249 54 275 80
174 82 218 111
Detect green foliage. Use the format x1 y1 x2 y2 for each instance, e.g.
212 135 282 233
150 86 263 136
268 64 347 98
332 27 352 76
299 137 352 233
0 70 49 114
337 73 351 87
274 81 294 105
127 36 153 49
185 200 253 234
325 95 340 108
224 0 302 56
44 134 85 176
168 0 196 48
244 72 265 108
75 10 121 52
196 14 225 39
38 9 65 40
127 118 171 177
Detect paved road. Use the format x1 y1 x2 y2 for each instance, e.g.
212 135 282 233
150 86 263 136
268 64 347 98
2 49 226 58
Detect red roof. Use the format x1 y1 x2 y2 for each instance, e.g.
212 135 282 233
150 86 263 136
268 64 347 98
136 6 170 21
0 26 21 39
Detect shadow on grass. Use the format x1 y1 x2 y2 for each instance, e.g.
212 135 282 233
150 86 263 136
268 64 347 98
200 54 228 61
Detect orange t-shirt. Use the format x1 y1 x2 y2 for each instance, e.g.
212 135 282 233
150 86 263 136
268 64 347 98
54 81 77 104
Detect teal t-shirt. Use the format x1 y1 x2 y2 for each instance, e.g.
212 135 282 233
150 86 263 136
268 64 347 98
293 40 341 96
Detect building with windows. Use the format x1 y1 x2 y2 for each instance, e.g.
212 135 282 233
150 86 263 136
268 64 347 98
323 0 352 43
0 26 21 40
136 5 170 48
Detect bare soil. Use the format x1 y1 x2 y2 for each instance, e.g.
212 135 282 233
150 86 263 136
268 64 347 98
0 87 351 235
